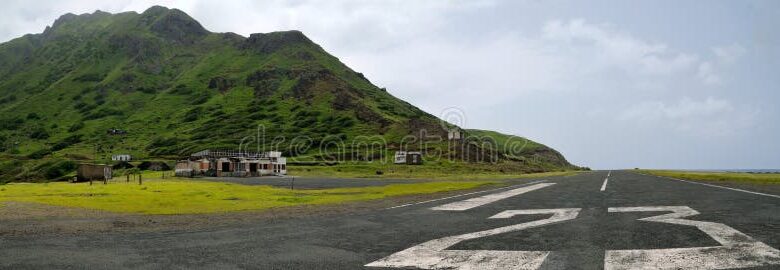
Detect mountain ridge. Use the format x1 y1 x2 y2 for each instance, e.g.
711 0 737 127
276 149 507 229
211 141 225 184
0 6 579 181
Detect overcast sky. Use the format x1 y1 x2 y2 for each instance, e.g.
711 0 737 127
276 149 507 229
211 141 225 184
2 0 779 169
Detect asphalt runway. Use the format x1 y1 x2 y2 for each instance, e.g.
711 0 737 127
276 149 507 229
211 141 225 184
2 171 779 269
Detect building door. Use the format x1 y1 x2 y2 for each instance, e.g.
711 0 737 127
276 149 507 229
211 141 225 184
249 163 258 172
222 162 231 172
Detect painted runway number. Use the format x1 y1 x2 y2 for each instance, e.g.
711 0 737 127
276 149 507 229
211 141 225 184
365 208 581 269
606 206 780 270
366 206 780 269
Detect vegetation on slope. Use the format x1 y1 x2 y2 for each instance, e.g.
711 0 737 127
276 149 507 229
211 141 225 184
0 6 580 181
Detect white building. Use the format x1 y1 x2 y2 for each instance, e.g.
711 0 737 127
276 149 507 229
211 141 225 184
394 151 423 165
448 129 463 140
176 150 287 177
111 154 132 161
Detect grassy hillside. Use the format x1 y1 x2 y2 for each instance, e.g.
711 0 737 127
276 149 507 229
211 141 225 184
0 6 580 182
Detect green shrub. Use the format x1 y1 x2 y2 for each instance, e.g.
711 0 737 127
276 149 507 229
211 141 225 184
183 107 202 122
29 127 50 140
27 148 53 159
148 137 178 149
0 117 24 130
68 122 85 132
190 91 210 105
0 94 16 104
72 73 105 82
84 108 123 120
170 84 192 95
0 160 23 183
38 160 77 179
52 135 83 151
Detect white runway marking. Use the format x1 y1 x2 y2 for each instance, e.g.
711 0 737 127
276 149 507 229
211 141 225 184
659 175 780 199
605 206 780 270
600 170 611 191
365 208 581 269
384 180 547 210
430 183 556 211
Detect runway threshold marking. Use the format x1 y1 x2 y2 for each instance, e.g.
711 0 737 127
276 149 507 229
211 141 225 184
384 180 548 210
430 182 556 211
658 175 780 199
368 205 780 269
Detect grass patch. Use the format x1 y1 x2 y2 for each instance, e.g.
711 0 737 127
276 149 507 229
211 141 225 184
639 170 780 185
0 178 497 214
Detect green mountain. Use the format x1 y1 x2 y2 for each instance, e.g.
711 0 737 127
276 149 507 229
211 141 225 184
0 6 577 181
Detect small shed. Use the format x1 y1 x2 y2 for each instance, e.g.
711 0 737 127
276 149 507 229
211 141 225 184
448 129 463 140
76 164 112 182
394 151 423 165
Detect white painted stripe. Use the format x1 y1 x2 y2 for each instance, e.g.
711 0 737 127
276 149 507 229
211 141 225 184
600 178 609 191
430 183 555 211
384 180 547 210
656 175 780 199
605 206 780 269
366 208 581 269
385 203 413 210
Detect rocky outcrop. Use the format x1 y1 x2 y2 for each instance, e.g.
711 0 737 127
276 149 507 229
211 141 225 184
147 8 208 44
241 31 316 54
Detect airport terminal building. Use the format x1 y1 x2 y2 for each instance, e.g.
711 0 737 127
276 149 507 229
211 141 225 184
175 149 287 177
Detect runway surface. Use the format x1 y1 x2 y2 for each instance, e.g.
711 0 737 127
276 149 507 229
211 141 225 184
2 171 779 269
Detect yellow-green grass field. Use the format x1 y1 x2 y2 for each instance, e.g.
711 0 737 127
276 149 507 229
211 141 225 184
0 177 498 215
640 170 780 185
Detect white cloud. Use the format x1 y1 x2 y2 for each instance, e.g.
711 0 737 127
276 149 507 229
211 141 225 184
712 44 746 64
697 61 721 85
620 97 733 121
618 97 756 136
541 19 698 76
692 44 747 86
693 44 747 85
348 18 739 114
